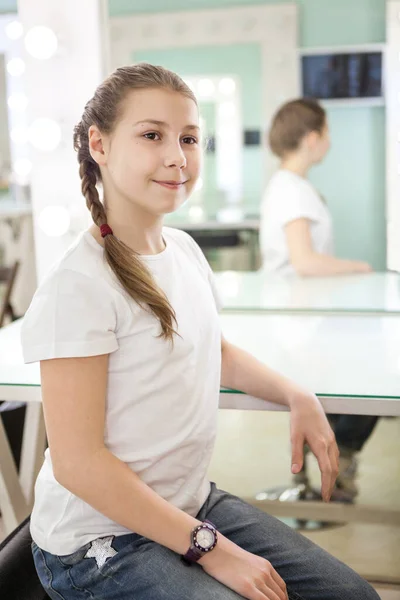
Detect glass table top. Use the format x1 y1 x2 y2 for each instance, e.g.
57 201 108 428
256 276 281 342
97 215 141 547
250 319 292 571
215 271 400 315
1 316 400 402
163 201 259 230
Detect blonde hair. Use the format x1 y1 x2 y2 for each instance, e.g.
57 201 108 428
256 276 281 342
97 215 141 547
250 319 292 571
73 63 197 342
268 98 326 158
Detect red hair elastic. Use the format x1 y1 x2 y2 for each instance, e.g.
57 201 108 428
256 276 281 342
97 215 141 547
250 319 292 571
100 224 113 238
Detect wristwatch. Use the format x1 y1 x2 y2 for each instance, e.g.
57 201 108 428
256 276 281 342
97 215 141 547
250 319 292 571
182 520 218 564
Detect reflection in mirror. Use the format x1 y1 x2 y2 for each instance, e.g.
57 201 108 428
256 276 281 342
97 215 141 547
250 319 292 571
110 5 298 270
133 42 266 228
182 75 242 222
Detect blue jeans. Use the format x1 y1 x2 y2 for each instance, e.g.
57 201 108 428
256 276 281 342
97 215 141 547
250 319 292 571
32 484 379 600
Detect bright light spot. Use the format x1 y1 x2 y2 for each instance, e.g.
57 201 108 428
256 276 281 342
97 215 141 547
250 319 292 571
218 78 236 95
6 58 25 77
217 206 244 223
7 93 29 112
28 118 62 151
219 101 236 119
188 205 204 221
38 206 70 237
25 26 58 60
10 126 29 144
5 21 23 40
14 158 32 177
197 78 215 98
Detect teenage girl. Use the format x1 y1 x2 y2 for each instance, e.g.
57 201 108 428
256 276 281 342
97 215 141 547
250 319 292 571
22 66 378 600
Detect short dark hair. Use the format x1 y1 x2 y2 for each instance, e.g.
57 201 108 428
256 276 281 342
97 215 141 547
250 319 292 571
268 98 326 158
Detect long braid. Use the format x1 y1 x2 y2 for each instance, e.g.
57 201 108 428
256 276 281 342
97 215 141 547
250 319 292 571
73 64 196 342
75 133 178 341
79 160 106 227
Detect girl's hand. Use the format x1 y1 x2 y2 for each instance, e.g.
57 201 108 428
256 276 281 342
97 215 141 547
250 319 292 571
354 261 373 274
289 392 339 501
200 535 288 600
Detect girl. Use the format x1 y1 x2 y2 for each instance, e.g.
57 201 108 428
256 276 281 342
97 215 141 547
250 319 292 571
21 65 378 600
260 99 378 503
260 98 372 277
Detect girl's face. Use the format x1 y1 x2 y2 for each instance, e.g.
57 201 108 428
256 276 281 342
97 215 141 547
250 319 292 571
92 87 201 217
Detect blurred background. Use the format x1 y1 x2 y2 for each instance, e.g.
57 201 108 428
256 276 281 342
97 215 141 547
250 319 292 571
0 0 398 313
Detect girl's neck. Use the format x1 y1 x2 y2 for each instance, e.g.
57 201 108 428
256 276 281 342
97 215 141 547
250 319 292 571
89 206 165 256
280 154 312 178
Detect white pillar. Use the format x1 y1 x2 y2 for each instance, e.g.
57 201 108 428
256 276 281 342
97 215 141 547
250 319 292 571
386 2 400 271
17 0 109 282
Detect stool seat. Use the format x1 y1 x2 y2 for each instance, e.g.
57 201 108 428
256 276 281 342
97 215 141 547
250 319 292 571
0 516 50 600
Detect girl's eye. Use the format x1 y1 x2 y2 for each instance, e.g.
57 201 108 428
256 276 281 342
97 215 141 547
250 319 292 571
143 132 161 141
182 136 197 145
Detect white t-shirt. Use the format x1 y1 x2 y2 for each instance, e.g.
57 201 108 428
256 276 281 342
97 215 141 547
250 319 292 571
260 169 334 274
21 228 222 556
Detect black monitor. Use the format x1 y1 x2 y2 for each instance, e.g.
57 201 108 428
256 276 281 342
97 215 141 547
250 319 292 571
301 51 383 100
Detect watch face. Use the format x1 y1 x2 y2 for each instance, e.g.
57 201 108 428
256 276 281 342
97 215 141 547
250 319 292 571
196 527 215 550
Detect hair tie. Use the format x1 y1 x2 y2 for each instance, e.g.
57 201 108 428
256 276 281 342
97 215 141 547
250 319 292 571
100 224 113 238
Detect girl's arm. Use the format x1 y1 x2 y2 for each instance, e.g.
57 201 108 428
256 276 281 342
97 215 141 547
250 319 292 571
285 218 371 276
220 337 339 502
40 355 201 555
40 354 289 600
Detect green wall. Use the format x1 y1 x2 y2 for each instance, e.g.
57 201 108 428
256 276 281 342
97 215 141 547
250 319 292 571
0 1 16 13
312 107 386 263
109 0 386 47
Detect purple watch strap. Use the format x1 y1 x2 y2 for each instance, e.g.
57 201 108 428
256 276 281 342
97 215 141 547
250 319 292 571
183 546 203 563
182 520 217 565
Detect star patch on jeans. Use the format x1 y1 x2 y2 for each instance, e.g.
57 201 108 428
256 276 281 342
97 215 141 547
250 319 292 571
84 536 117 568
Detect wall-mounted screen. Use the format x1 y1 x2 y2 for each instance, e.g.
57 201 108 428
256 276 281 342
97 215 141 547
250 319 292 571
302 52 382 100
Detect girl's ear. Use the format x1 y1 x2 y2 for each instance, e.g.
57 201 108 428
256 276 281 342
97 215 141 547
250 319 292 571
89 125 108 167
304 130 320 150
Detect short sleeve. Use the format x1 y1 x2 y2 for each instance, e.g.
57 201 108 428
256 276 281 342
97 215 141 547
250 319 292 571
205 267 223 313
21 269 119 364
173 229 223 312
275 181 322 228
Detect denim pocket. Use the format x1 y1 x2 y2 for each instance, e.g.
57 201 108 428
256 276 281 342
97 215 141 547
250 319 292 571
57 533 144 573
58 532 145 595
57 542 92 567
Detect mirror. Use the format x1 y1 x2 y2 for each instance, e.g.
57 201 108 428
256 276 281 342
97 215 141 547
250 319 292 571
110 4 298 225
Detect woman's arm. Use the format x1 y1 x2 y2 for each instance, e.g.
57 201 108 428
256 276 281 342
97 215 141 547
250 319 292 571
285 218 371 276
40 355 201 555
220 337 339 501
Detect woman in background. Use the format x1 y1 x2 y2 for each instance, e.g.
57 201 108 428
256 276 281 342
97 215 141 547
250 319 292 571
260 99 378 502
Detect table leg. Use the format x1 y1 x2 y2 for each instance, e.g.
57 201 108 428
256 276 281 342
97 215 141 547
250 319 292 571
19 402 46 510
0 417 30 535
